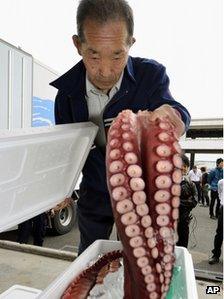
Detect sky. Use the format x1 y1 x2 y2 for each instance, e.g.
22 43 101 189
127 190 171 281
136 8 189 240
0 0 223 122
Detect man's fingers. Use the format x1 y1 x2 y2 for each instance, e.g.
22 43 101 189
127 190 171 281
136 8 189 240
150 105 185 138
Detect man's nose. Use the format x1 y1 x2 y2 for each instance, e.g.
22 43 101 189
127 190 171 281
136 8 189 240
99 60 112 78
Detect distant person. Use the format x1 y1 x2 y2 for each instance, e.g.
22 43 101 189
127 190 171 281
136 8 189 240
200 166 210 207
208 158 223 219
17 199 72 246
188 165 202 203
208 178 223 264
176 155 198 248
17 214 47 247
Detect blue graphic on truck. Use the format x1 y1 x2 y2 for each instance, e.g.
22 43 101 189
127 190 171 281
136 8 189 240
32 97 55 127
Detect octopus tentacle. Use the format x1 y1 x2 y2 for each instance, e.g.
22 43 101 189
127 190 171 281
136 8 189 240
61 109 182 299
106 110 182 299
61 250 122 299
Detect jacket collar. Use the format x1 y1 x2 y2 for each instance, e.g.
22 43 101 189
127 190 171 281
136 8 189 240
50 60 86 96
50 56 136 96
126 56 136 83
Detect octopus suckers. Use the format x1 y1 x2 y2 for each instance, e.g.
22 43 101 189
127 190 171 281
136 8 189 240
105 110 182 299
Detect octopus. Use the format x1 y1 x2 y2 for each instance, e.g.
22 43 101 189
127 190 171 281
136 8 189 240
62 110 182 299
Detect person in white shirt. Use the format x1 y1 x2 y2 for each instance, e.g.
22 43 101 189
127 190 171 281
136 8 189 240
188 165 202 203
208 178 223 264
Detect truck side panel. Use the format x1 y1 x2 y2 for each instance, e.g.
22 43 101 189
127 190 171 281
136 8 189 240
0 39 32 129
32 61 59 127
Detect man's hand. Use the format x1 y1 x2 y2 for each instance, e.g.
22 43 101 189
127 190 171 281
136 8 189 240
150 104 185 139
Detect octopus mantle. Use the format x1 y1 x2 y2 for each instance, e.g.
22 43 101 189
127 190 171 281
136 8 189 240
62 110 182 299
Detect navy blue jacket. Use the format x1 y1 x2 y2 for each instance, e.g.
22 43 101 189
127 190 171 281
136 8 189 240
208 167 223 191
50 56 191 192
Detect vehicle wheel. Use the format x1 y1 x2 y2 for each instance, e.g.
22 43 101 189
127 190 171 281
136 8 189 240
51 200 77 235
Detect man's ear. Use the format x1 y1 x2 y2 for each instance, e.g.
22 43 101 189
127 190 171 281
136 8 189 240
128 36 136 49
72 35 82 56
131 37 136 46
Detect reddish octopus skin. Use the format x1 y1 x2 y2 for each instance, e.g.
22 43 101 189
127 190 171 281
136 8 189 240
106 110 182 299
61 250 122 299
61 109 182 299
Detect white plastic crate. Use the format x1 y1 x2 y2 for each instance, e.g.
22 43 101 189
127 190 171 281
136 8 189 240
0 123 97 232
39 240 198 299
0 240 198 299
0 285 41 299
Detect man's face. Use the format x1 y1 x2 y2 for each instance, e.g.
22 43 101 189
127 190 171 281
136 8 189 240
73 19 134 93
182 164 189 176
218 161 223 169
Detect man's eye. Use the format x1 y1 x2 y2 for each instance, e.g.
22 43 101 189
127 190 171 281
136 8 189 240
113 56 121 60
90 56 99 60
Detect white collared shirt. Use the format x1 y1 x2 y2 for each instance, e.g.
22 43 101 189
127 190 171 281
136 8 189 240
85 72 123 147
188 169 202 182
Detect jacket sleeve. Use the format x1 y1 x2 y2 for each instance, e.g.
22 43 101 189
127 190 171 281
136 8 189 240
149 66 191 131
54 90 73 125
207 170 214 186
191 182 198 203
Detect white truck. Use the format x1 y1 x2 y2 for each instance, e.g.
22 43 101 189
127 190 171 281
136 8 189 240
0 38 78 234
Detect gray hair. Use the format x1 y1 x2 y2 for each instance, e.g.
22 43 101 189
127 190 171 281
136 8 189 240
76 0 134 43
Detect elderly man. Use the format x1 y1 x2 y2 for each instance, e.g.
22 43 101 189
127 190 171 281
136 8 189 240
50 0 191 254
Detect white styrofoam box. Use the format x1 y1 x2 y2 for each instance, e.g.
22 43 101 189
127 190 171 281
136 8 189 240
39 240 198 299
0 285 41 299
0 123 98 232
